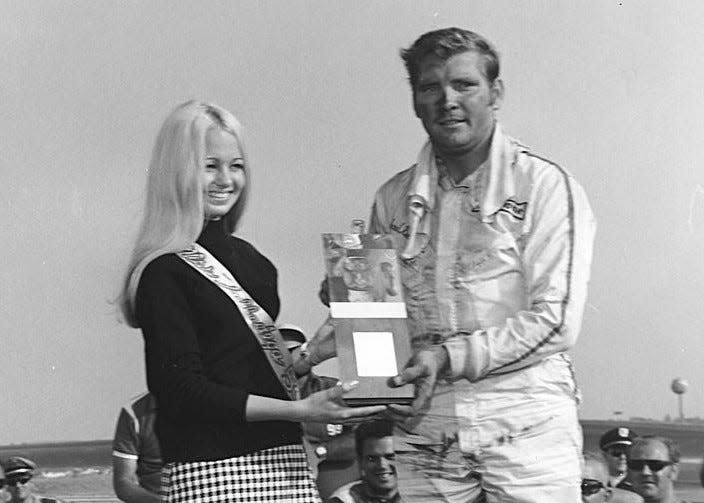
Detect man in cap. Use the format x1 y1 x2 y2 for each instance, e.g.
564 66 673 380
279 323 360 499
627 436 689 503
1 456 64 503
581 452 643 503
367 26 595 502
600 427 638 491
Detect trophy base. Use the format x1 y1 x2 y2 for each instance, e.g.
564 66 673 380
344 397 414 407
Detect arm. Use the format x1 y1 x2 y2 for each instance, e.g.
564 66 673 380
139 261 383 424
112 407 160 503
112 456 161 503
138 260 250 423
443 170 596 381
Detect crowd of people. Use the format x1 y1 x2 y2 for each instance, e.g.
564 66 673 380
4 25 699 503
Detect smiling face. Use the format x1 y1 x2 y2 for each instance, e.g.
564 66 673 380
202 127 246 221
359 436 397 497
628 439 678 502
413 50 502 160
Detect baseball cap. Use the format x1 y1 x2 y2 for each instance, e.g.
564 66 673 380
600 427 637 450
278 323 307 350
4 456 36 481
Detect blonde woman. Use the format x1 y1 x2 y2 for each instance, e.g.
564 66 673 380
120 101 384 502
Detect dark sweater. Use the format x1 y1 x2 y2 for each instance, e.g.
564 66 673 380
136 220 301 462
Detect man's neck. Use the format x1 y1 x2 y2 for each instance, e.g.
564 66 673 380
435 126 494 184
361 482 398 502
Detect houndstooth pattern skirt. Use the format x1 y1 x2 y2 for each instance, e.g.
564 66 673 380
161 443 321 502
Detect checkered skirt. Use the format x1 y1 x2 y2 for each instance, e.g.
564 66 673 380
161 443 321 502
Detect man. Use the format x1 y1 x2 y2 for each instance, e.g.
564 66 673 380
279 323 359 499
582 452 643 503
628 436 689 503
1 457 64 503
370 28 596 502
327 420 401 503
112 392 162 502
600 427 638 490
582 452 613 503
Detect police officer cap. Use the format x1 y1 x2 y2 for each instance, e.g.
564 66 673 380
3 456 36 479
599 427 637 450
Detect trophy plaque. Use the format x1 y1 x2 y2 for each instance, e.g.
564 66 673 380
322 232 413 406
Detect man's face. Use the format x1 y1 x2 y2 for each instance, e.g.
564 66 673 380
360 436 397 496
628 439 678 502
581 459 610 503
604 444 630 475
413 50 502 159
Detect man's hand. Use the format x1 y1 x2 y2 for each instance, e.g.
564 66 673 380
387 346 449 418
306 317 336 364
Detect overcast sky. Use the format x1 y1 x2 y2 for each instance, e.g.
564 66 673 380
2 1 703 444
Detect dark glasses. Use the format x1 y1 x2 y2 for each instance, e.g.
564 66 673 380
607 447 629 457
627 459 672 472
581 478 605 496
7 474 32 486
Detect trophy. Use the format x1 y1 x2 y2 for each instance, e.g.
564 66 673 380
322 222 413 406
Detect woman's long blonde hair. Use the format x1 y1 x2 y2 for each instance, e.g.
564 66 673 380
120 100 249 327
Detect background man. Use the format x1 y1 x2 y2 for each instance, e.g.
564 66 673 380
327 420 401 503
111 392 162 502
582 452 613 503
372 27 596 502
600 427 638 491
1 456 64 503
627 436 688 503
279 323 359 499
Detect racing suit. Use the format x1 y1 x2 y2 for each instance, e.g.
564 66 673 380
368 124 596 502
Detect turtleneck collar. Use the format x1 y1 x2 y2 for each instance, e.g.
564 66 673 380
197 219 231 251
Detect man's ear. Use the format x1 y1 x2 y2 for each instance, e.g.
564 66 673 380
489 78 504 111
413 92 422 119
669 463 679 481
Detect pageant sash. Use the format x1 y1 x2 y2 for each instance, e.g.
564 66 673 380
177 244 300 401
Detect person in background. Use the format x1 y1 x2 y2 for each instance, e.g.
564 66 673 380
627 436 688 503
279 323 360 499
0 456 64 503
600 427 638 492
112 392 162 502
368 27 596 502
327 420 401 503
582 453 613 503
118 100 384 502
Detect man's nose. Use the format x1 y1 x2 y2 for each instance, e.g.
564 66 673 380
439 85 460 107
640 463 653 475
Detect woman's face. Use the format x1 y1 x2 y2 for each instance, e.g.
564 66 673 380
202 127 246 220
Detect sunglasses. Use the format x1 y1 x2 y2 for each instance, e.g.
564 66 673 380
6 474 32 486
607 447 629 457
581 478 605 496
627 459 673 472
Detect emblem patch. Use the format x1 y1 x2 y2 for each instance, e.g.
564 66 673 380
497 199 528 220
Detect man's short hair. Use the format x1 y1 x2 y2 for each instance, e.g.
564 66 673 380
583 451 609 482
632 435 681 464
400 27 500 90
355 419 394 457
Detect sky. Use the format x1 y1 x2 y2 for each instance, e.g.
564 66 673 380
1 0 704 444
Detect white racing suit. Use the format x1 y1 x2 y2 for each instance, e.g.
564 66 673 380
368 124 596 502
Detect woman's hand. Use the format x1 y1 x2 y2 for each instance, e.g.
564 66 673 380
297 381 386 423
